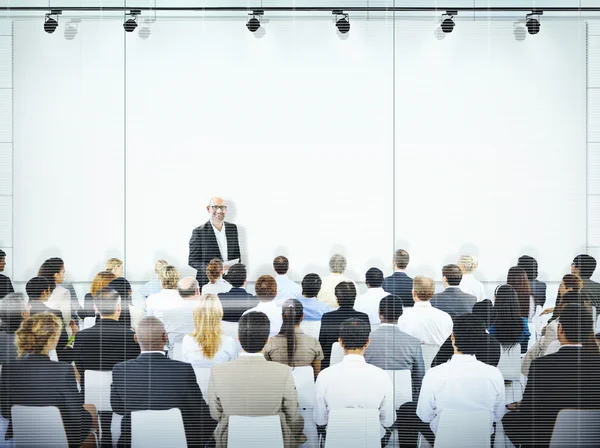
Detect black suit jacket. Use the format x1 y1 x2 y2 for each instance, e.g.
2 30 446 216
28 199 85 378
0 354 92 448
530 279 547 308
188 220 242 286
218 287 258 322
382 272 413 308
318 307 371 370
0 273 14 300
111 353 216 448
503 347 600 448
73 319 140 392
430 287 477 319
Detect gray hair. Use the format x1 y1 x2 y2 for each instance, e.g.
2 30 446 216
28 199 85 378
0 293 28 332
178 277 199 298
329 254 347 274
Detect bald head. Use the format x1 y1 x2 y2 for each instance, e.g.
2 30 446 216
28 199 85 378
178 276 200 299
207 197 227 225
135 317 167 351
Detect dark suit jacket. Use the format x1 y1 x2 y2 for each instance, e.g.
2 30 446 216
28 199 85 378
0 354 92 448
503 347 600 448
111 353 216 448
188 220 241 286
431 333 501 368
530 279 547 307
430 287 477 319
73 319 140 392
0 273 14 300
382 272 413 309
318 306 371 369
218 287 258 322
29 301 74 363
582 278 600 309
0 330 16 364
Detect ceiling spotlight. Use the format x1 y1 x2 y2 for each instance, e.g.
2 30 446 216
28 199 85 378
246 10 263 33
64 23 77 40
441 11 456 34
526 11 542 35
333 10 350 34
124 10 141 33
44 10 62 34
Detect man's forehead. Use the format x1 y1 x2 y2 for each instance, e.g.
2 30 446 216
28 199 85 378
209 197 226 206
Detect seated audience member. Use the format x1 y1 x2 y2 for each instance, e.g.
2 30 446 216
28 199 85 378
382 249 413 309
207 312 305 447
504 304 600 448
398 276 453 346
181 294 238 367
264 299 324 375
38 257 72 325
111 317 215 448
0 313 98 448
217 263 258 322
472 299 494 328
572 254 600 309
318 282 370 370
107 277 134 329
518 255 547 308
315 319 395 444
201 258 232 295
0 293 30 364
0 249 14 299
317 254 359 309
243 275 282 336
431 264 477 319
397 314 505 448
80 270 117 320
507 266 537 321
365 295 425 400
146 265 183 319
457 254 487 302
73 288 140 392
297 273 329 321
489 285 530 353
162 277 203 354
105 257 124 278
542 273 583 320
354 267 388 325
273 255 303 304
142 259 169 299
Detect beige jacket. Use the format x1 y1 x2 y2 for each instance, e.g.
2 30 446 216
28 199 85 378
521 320 558 376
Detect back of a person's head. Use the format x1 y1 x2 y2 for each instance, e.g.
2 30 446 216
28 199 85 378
335 281 357 307
472 299 494 329
15 312 62 357
452 314 486 356
107 277 132 301
394 249 410 270
106 257 123 271
442 264 462 286
136 316 166 351
94 288 121 317
339 318 370 350
492 285 522 348
191 294 223 359
301 273 322 298
26 276 50 301
227 263 247 288
0 249 5 260
517 255 539 280
0 293 28 333
238 311 270 353
572 254 597 279
379 295 403 322
562 274 584 293
91 270 117 297
413 276 435 301
206 258 224 283
279 299 304 366
161 265 180 290
154 259 169 276
178 277 199 298
457 255 478 274
506 266 531 299
329 254 347 274
273 256 289 275
559 303 597 352
255 275 277 301
38 257 64 291
365 267 384 288
558 291 589 315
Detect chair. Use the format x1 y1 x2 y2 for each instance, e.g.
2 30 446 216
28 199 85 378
433 410 491 448
329 342 344 366
228 415 284 448
549 409 600 447
84 370 113 412
300 320 321 339
111 413 123 448
193 367 211 398
131 408 187 448
292 366 317 448
11 405 69 447
0 365 10 448
386 370 412 409
83 316 96 330
496 344 524 404
421 344 440 371
324 408 381 448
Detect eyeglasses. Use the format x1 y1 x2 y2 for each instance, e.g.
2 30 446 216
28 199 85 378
211 205 228 211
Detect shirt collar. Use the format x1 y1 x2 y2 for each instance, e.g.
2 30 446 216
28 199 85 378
141 351 166 355
450 354 478 362
413 302 432 308
240 352 266 357
560 344 583 349
211 222 225 233
342 354 366 363
379 323 397 327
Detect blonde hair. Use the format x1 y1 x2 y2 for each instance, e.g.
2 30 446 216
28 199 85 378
190 294 223 359
155 259 168 275
15 312 62 357
161 265 180 290
413 276 435 301
457 255 478 274
206 259 224 283
91 270 117 296
106 258 123 271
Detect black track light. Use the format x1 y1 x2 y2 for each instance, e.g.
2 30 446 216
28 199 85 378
332 10 350 34
441 11 456 34
526 10 543 35
124 10 141 33
246 10 263 33
44 10 62 34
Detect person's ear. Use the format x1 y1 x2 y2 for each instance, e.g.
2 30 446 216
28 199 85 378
338 337 344 349
364 337 370 350
134 334 139 344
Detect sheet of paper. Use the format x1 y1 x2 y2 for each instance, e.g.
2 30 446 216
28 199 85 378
223 259 240 268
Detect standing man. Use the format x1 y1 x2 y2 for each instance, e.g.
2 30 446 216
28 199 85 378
188 197 242 287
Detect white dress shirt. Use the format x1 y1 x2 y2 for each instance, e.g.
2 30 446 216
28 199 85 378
243 300 283 336
212 222 228 262
354 287 388 325
162 300 201 353
274 274 303 305
181 333 238 367
46 285 72 325
314 354 395 430
201 278 232 295
317 274 360 308
397 301 453 346
459 273 487 302
417 354 505 434
146 289 184 320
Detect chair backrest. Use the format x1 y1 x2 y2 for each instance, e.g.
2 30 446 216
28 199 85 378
421 344 441 371
291 366 315 409
228 415 283 448
324 408 380 448
131 408 187 448
193 367 211 398
434 410 491 448
84 370 113 412
11 405 69 447
549 409 600 447
222 321 239 338
496 344 521 382
329 342 344 366
386 370 412 409
170 342 183 361
83 316 96 330
545 340 561 356
299 320 321 339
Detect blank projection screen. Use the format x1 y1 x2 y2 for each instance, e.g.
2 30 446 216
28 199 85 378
13 17 586 283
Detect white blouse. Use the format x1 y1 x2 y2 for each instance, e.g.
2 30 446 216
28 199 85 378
46 285 71 325
201 279 232 295
181 333 238 368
